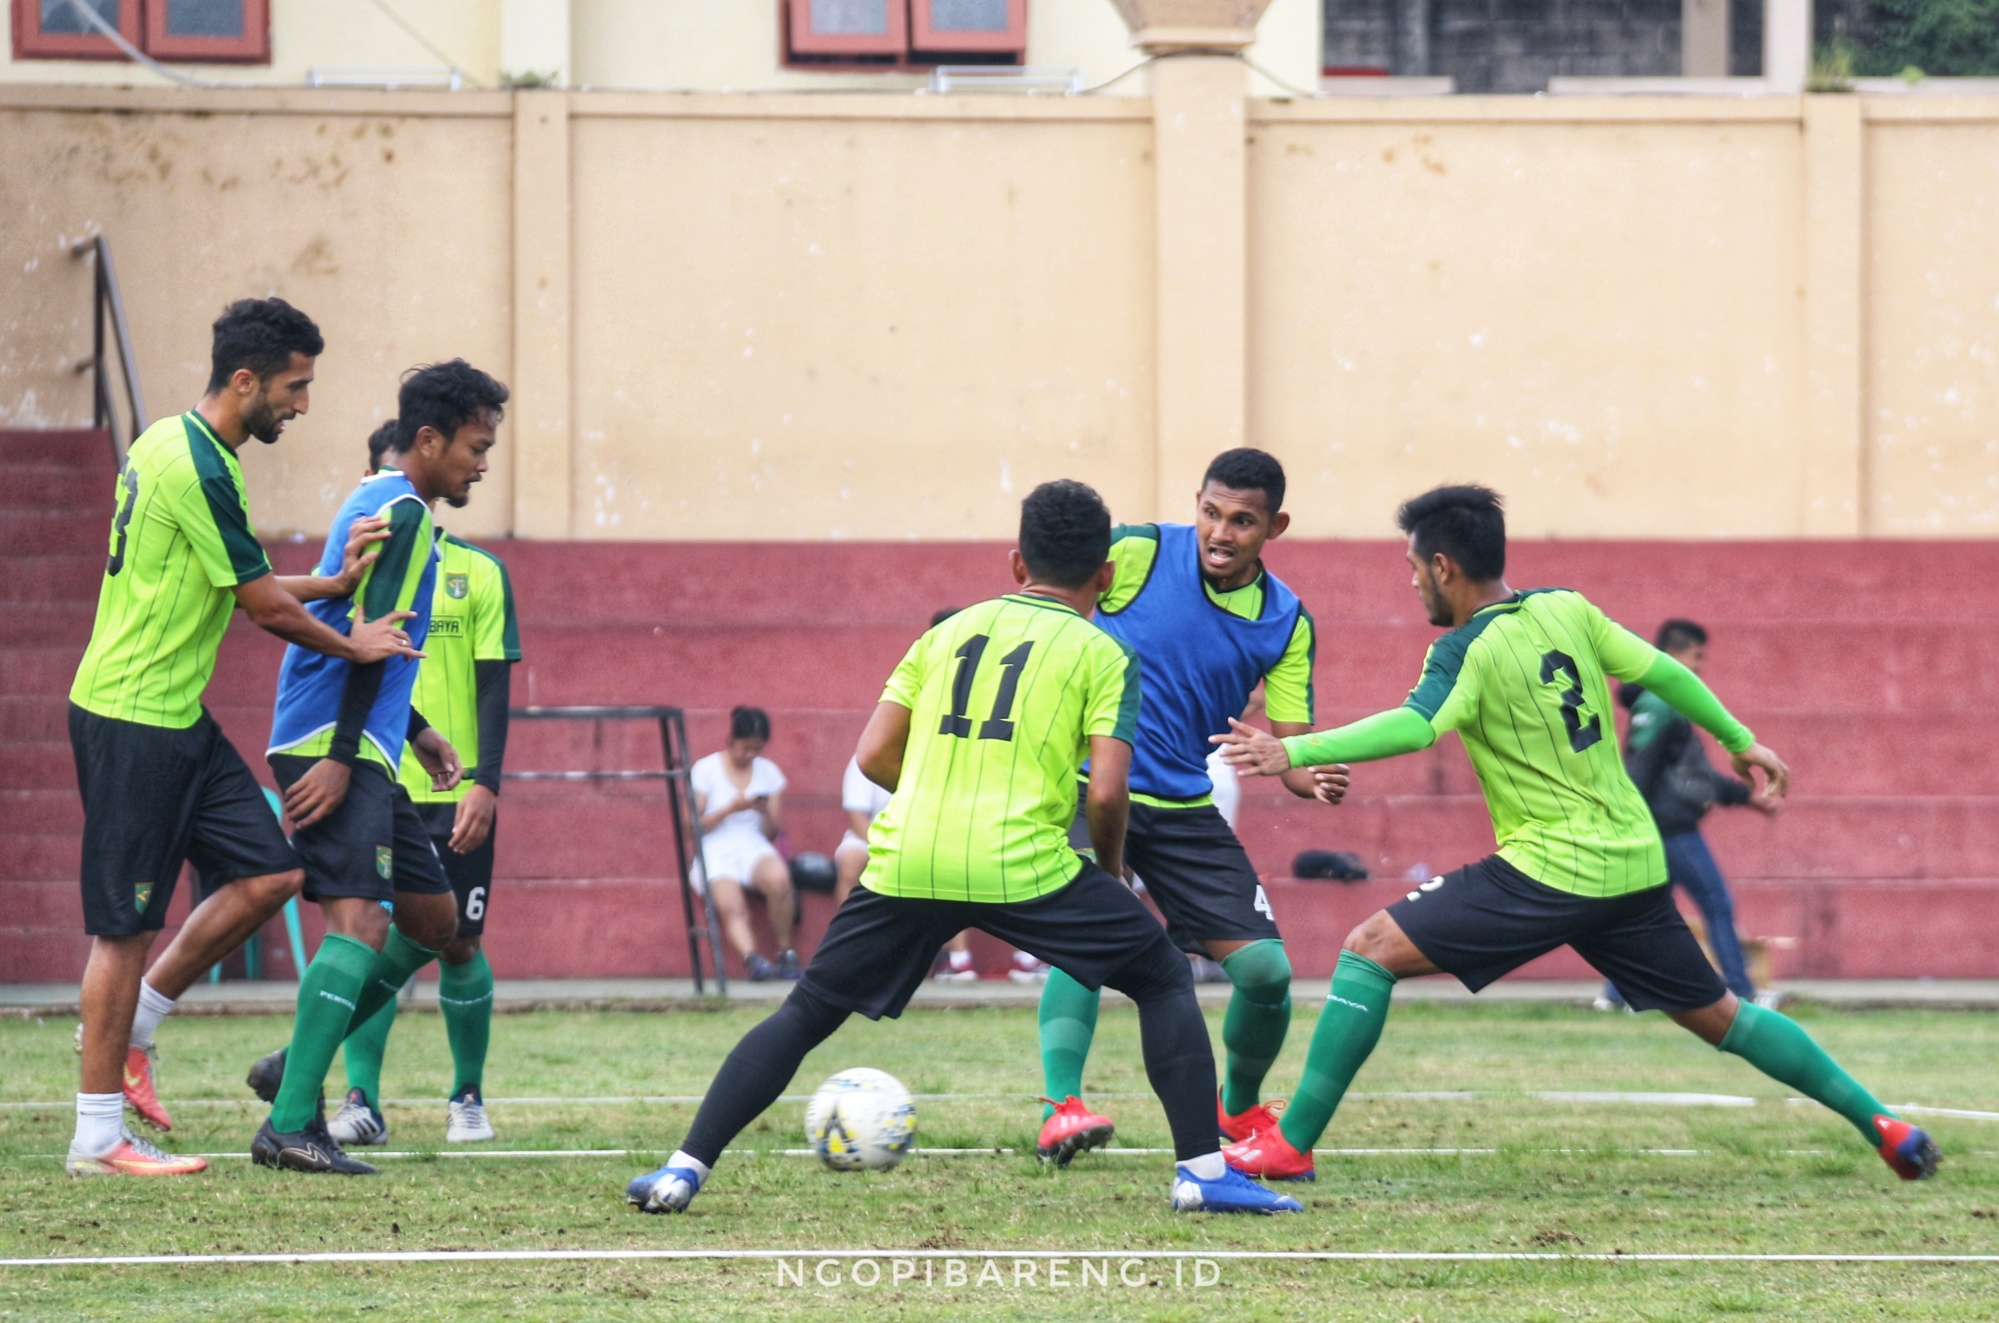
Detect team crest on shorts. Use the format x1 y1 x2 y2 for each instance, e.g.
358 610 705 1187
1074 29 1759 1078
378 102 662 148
445 573 470 600
133 881 154 913
375 846 394 879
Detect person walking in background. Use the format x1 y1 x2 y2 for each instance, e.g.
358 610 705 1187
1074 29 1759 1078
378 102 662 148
691 707 796 981
1598 619 1782 1012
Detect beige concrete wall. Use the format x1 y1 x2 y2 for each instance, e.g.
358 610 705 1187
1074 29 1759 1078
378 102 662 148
0 89 517 540
4 86 1998 540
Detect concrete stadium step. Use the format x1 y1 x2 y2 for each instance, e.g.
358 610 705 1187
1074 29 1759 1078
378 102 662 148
0 697 70 743
0 429 112 466
0 509 117 557
1 464 112 513
0 742 73 790
0 928 90 983
0 554 108 604
0 790 82 837
1 877 77 922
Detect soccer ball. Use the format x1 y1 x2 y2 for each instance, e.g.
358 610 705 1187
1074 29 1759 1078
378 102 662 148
804 1068 917 1171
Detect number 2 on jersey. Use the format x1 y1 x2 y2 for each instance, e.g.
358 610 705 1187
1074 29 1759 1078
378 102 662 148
1538 649 1602 754
939 635 1034 742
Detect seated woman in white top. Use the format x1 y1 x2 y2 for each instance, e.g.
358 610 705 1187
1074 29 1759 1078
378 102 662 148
834 754 974 981
690 707 795 981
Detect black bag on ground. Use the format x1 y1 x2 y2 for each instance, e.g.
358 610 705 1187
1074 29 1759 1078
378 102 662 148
1292 850 1369 882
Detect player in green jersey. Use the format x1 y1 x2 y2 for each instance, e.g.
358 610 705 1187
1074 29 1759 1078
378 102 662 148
325 422 521 1149
1214 485 1939 1185
65 298 422 1177
625 481 1301 1216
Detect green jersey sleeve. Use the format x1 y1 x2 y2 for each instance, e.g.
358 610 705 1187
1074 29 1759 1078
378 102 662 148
1098 524 1159 614
1625 688 1676 752
1085 639 1142 745
1281 705 1436 766
471 555 522 663
880 634 927 710
357 498 434 621
1261 609 1316 725
174 444 271 588
1633 652 1756 753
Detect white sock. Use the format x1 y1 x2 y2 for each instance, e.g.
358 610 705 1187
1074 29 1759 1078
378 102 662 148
1179 1151 1226 1180
130 980 176 1050
73 1092 126 1156
668 1149 712 1183
947 949 973 970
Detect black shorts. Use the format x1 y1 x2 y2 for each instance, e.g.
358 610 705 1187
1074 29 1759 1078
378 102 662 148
801 862 1192 1020
1390 854 1728 1012
414 800 495 938
71 704 298 938
1068 792 1278 954
268 755 452 905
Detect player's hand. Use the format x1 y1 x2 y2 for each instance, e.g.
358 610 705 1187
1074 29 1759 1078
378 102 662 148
413 728 464 792
1749 786 1784 817
1311 764 1351 807
327 515 390 597
1731 742 1789 801
348 607 424 665
283 758 352 830
449 783 497 854
1210 717 1292 777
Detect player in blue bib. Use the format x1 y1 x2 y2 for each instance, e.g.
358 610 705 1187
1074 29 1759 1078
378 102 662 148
1036 449 1349 1163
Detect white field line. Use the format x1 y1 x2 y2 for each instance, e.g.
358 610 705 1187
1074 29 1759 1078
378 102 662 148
0 1090 1800 1110
6 1248 1999 1268
33 1145 1965 1163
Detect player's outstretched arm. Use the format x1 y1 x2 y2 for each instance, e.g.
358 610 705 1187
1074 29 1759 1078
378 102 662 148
1083 735 1131 882
234 574 423 665
275 514 390 603
855 702 913 794
1271 721 1346 803
1214 707 1436 776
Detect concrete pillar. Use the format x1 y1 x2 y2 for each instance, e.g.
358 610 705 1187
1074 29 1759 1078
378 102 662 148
511 92 573 539
1108 1 1270 515
1395 0 1431 77
1764 0 1809 92
1799 96 1864 535
1682 0 1730 78
501 0 570 86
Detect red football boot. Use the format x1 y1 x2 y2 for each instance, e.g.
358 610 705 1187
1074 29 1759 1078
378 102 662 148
1223 1126 1316 1182
1036 1096 1115 1166
123 1045 174 1133
1872 1115 1941 1181
1218 1094 1286 1145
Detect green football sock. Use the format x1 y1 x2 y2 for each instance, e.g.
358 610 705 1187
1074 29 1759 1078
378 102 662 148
342 924 437 1037
1038 967 1102 1119
271 933 377 1133
1719 1000 1892 1145
439 949 494 1097
341 994 398 1110
1219 940 1292 1117
1278 950 1397 1153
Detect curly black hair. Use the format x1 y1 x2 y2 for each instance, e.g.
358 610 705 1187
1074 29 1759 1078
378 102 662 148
391 359 510 452
1202 448 1286 514
206 298 324 392
1019 479 1112 589
365 419 399 472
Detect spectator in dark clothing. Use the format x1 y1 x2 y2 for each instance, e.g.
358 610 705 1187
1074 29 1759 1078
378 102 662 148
1599 620 1781 1009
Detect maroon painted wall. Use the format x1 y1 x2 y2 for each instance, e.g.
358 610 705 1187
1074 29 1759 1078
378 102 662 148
6 427 1996 982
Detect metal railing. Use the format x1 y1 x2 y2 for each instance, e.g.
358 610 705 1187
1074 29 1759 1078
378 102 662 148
503 705 728 994
69 234 147 469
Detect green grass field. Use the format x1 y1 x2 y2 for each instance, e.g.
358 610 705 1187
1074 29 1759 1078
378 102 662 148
3 1000 1995 1320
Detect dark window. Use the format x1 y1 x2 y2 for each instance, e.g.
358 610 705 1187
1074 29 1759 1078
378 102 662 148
785 0 1026 69
13 0 266 62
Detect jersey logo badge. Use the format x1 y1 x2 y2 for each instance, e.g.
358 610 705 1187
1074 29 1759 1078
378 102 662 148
375 846 394 879
445 573 470 600
133 881 154 913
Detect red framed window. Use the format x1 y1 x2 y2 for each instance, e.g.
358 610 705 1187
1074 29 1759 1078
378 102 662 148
910 0 1024 56
784 0 1026 68
13 0 267 62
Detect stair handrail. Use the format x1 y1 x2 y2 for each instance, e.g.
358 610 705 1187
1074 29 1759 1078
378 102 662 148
70 234 147 469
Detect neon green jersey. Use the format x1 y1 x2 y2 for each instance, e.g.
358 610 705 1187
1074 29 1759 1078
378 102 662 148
70 412 273 729
397 532 521 803
1402 589 1678 897
861 593 1141 903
